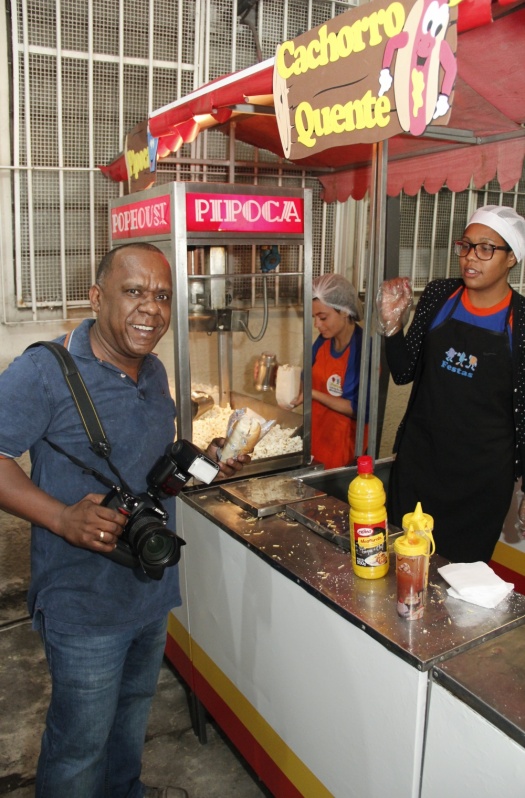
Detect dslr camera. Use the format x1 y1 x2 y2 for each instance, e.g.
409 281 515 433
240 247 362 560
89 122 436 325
102 439 219 580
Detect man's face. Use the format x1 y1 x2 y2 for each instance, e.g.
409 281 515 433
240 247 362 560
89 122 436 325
89 247 172 369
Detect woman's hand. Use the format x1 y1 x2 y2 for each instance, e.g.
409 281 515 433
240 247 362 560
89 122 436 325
376 277 413 337
287 389 304 409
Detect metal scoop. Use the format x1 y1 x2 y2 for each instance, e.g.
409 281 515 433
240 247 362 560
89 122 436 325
191 390 214 420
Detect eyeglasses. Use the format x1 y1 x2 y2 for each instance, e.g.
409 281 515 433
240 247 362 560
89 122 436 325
454 241 511 260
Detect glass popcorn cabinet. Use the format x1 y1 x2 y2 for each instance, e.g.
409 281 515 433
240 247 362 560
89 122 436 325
109 181 313 476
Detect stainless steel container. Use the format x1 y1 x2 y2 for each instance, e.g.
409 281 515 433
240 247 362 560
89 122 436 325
253 352 277 392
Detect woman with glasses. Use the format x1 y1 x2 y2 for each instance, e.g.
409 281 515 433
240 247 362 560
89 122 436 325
377 205 525 563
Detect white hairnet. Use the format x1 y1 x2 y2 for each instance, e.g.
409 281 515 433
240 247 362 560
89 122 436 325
312 273 363 321
468 205 525 262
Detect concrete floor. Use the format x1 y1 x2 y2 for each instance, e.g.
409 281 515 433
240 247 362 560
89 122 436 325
0 484 270 798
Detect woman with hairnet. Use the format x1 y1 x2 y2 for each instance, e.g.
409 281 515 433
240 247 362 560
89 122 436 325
377 205 525 564
288 273 371 469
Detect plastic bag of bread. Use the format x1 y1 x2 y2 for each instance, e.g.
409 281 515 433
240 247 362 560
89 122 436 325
275 364 302 409
219 408 275 461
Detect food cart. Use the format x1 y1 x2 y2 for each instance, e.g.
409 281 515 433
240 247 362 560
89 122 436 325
101 4 525 795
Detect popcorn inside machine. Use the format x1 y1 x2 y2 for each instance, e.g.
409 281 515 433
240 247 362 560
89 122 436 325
109 182 313 477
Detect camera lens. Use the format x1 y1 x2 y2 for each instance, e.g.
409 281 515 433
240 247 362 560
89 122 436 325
128 516 182 567
142 531 177 564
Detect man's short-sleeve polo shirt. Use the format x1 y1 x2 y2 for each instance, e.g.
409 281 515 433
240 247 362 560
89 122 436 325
0 319 181 633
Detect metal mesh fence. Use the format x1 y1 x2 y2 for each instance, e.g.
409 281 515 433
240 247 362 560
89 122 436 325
398 185 525 294
8 0 348 317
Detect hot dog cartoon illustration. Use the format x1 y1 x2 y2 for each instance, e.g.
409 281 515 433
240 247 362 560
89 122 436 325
378 0 459 136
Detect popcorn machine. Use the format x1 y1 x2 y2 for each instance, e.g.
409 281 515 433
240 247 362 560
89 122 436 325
109 182 313 476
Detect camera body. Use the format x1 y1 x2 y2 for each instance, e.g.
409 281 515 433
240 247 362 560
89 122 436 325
102 440 219 580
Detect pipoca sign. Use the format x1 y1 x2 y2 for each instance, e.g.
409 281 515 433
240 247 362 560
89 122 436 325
273 0 460 160
185 193 304 234
111 192 304 239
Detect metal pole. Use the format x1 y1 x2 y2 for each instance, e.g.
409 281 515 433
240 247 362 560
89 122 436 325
355 140 388 461
368 140 388 460
355 145 377 459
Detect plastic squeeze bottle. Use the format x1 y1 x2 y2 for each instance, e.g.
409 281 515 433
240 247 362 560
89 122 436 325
394 502 435 619
348 455 389 579
401 502 435 586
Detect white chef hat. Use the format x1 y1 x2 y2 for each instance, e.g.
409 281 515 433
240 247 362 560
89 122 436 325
468 205 525 262
312 273 363 321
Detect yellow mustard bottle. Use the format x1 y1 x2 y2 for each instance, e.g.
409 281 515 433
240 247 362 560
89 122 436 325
348 455 389 579
400 502 436 589
394 503 436 619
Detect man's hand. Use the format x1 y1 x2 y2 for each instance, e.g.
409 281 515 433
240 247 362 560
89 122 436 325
205 437 251 479
56 493 127 551
0 459 126 551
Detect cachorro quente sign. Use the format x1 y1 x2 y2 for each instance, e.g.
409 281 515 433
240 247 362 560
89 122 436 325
273 0 460 160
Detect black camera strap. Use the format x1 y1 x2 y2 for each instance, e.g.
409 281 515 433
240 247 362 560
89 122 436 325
26 341 131 492
24 340 185 580
43 438 117 491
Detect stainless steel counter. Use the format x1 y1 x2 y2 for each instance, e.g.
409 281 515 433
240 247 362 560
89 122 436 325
182 478 525 672
432 623 525 748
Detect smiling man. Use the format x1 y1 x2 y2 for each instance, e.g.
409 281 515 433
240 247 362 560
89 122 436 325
89 244 173 380
0 243 246 798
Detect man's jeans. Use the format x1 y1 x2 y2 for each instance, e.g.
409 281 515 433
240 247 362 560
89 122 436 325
36 614 168 798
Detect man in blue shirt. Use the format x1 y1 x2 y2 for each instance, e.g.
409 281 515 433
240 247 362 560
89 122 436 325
0 242 246 798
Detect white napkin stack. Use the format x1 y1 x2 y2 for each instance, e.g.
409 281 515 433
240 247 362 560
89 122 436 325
438 561 514 609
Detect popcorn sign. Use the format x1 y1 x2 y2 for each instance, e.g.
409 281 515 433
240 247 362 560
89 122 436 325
111 195 171 239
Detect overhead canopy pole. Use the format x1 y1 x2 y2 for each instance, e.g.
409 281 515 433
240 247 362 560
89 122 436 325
355 140 388 462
